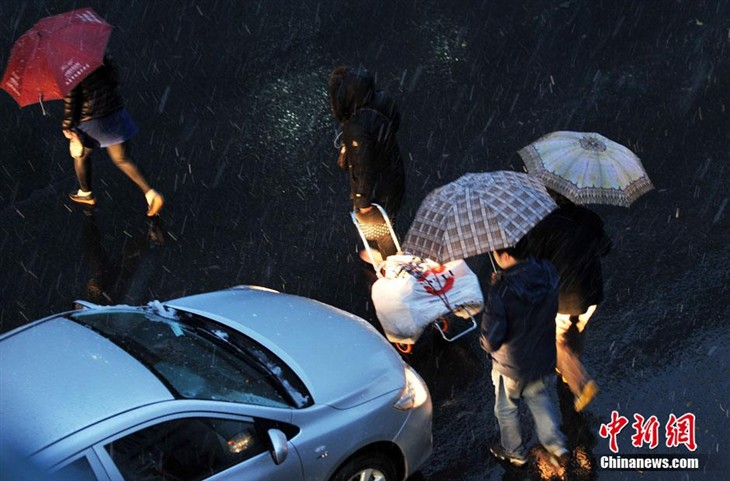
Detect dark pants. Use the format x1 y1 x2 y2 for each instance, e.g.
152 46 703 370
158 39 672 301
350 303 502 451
373 167 405 223
372 171 405 258
74 140 151 194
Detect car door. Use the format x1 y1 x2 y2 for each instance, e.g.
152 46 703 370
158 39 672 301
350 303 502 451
95 413 303 481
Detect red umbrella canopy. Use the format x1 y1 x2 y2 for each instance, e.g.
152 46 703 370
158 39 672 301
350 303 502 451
1 7 112 107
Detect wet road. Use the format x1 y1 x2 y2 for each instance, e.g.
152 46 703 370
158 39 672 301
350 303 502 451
1 1 729 480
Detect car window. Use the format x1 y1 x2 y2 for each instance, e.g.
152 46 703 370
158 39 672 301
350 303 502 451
105 417 267 481
70 309 311 408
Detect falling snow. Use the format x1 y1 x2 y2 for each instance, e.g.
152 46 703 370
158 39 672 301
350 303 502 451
0 1 728 480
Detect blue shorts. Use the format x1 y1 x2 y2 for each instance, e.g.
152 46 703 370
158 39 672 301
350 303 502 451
77 107 139 148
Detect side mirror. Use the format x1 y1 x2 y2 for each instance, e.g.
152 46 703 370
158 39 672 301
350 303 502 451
267 429 288 465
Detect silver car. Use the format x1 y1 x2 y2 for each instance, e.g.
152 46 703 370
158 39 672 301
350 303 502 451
0 285 432 481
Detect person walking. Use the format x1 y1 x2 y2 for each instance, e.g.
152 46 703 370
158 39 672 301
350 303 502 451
481 247 569 469
328 65 405 261
62 54 164 216
522 190 612 414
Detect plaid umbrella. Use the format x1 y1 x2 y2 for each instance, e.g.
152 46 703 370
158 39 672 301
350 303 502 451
402 171 557 263
518 131 654 207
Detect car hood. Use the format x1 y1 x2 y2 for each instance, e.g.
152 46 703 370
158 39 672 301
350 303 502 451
166 287 405 409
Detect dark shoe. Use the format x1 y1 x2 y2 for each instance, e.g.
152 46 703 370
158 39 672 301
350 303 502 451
146 192 165 217
490 444 528 467
69 192 96 206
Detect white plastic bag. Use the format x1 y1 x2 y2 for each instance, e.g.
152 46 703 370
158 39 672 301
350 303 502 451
371 255 484 343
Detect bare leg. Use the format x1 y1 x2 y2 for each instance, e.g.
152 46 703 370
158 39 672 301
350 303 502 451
106 141 152 194
73 146 94 192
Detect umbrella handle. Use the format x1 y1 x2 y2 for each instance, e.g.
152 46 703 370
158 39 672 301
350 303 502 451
488 252 497 273
333 130 343 149
39 94 49 117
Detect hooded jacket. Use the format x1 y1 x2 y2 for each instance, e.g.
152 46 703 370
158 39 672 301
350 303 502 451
523 204 612 315
480 257 559 382
62 56 125 131
331 67 405 214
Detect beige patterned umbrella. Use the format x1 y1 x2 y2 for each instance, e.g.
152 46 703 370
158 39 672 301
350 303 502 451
402 171 557 263
518 131 654 207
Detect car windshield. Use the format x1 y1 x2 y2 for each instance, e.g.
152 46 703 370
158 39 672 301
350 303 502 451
69 307 312 408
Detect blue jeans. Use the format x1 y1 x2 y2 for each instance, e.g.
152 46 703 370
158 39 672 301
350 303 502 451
491 367 567 459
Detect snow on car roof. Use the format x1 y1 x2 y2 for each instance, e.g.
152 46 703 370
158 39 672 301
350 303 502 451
0 317 173 455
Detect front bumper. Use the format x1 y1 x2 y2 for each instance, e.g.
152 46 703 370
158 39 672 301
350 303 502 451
393 395 433 478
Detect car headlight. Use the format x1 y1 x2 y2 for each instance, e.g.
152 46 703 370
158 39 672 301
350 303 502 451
394 364 429 410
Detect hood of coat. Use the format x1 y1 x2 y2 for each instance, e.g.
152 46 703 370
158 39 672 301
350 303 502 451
501 257 558 305
332 66 374 122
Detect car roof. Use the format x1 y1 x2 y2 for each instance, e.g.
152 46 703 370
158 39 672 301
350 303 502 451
0 317 173 455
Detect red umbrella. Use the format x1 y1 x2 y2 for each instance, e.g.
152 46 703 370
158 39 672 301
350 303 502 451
1 7 112 108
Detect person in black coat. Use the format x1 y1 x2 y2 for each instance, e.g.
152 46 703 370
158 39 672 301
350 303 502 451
328 65 405 260
62 55 164 216
522 189 612 414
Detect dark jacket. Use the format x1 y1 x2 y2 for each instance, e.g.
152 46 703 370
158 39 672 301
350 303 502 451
62 57 125 130
332 68 405 215
522 204 612 315
480 257 559 382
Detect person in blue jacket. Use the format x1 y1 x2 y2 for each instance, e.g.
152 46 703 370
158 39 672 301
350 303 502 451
481 246 568 469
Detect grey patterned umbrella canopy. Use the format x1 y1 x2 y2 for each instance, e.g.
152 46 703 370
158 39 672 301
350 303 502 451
402 171 557 263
